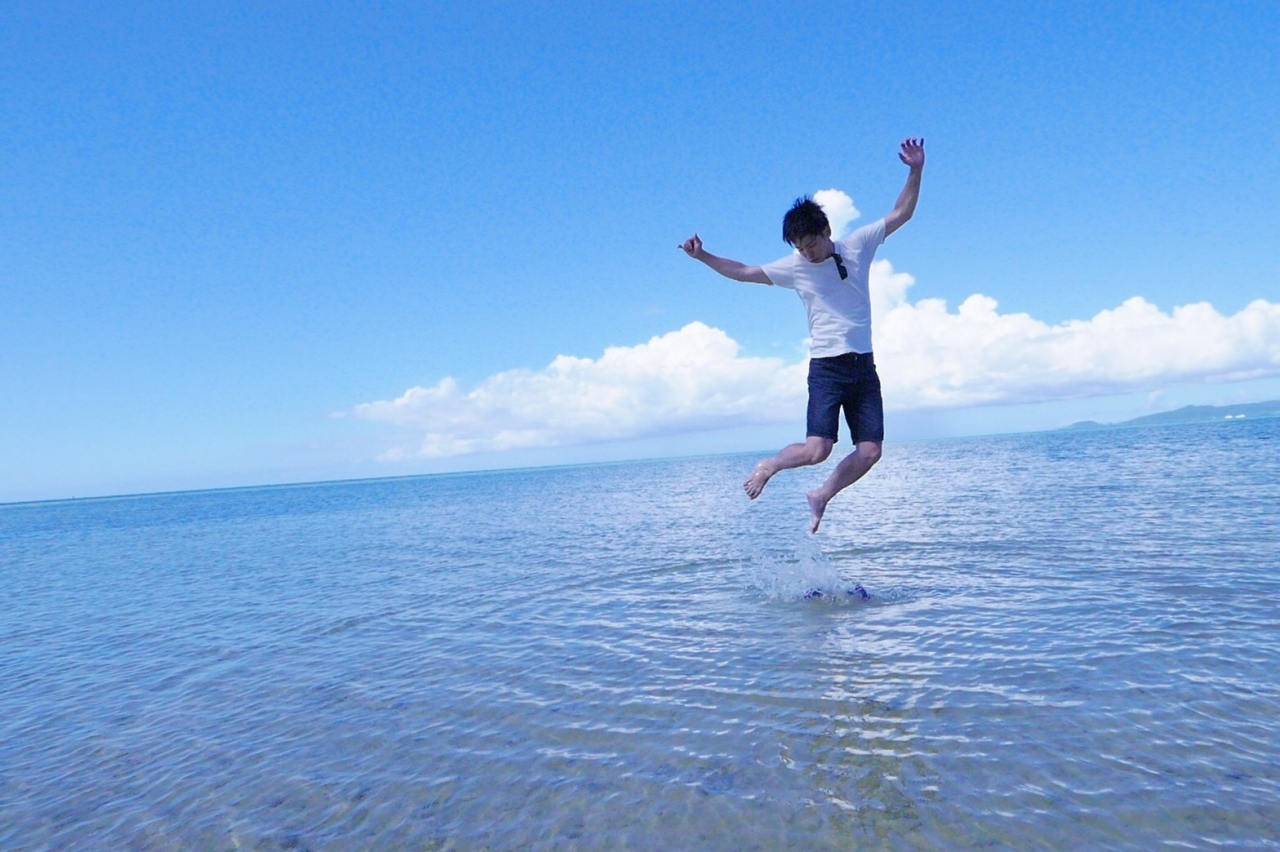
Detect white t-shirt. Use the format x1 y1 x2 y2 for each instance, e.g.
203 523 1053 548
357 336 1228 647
761 218 886 357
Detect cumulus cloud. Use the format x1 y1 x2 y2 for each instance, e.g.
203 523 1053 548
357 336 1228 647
813 189 859 239
350 323 806 459
350 263 1280 460
868 260 1280 408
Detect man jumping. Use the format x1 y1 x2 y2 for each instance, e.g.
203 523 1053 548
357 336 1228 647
679 137 924 532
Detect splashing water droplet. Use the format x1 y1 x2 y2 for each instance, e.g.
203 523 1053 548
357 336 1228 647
743 534 858 601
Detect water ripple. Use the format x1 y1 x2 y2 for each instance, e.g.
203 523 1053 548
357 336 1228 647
2 419 1279 848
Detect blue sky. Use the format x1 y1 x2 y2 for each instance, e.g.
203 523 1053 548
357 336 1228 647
3 1 1278 502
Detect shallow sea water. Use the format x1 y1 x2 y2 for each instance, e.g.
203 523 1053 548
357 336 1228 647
2 418 1279 849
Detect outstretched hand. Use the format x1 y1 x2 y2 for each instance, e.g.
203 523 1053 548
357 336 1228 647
898 137 925 169
679 234 703 258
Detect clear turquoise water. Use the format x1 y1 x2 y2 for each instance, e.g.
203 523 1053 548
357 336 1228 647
3 419 1278 849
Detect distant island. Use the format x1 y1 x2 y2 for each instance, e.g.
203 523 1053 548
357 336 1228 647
1064 399 1280 431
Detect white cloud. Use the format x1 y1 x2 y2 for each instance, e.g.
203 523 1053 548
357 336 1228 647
350 263 1280 460
350 322 806 459
813 189 859 239
869 260 1280 408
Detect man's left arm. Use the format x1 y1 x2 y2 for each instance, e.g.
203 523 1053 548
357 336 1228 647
884 137 925 237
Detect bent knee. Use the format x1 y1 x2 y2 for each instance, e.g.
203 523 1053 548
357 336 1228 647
806 438 834 464
858 442 883 466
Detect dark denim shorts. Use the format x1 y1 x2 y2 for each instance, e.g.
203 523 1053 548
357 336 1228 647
807 351 885 444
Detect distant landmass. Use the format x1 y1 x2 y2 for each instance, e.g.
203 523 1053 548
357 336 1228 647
1064 400 1280 431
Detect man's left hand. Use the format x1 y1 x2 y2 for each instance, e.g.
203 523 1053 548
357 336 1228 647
898 137 925 169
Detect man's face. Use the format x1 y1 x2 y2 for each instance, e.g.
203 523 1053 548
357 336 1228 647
794 230 833 264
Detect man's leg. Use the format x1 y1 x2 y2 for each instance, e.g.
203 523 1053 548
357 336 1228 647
746 354 841 499
743 436 833 499
806 440 882 533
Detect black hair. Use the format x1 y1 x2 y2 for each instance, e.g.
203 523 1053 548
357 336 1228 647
781 197 830 246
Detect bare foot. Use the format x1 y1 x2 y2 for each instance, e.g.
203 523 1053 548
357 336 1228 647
743 461 775 499
807 489 829 533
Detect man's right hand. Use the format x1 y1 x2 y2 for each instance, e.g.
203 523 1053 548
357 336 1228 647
679 234 771 285
679 234 703 258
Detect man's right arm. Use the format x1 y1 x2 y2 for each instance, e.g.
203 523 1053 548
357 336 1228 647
679 234 772 285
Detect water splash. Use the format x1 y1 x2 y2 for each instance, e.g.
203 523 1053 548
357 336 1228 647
743 534 866 602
